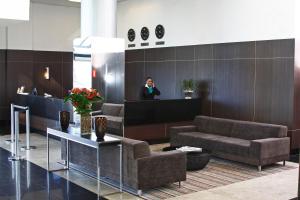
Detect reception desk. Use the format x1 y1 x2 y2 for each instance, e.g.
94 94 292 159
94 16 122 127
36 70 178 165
124 98 201 142
14 94 73 132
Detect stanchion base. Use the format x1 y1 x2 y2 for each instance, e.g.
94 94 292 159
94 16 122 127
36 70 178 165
5 139 21 145
5 140 12 145
20 146 37 151
8 156 24 161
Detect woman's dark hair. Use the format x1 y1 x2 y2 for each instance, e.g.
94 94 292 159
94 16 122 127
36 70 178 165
146 76 153 81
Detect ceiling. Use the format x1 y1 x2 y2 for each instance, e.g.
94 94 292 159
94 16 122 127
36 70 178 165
31 0 127 7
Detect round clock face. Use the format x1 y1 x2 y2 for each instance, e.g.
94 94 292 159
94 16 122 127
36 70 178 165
127 29 135 42
141 27 149 41
155 24 165 39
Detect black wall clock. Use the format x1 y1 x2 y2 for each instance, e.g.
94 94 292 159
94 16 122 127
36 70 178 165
155 24 165 39
141 27 149 41
127 29 135 42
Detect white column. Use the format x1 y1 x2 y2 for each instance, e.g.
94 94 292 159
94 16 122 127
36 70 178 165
81 0 117 38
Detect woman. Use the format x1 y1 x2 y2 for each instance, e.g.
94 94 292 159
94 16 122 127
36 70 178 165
141 77 161 100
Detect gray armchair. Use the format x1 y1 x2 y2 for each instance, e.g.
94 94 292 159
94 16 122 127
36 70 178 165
122 138 186 193
92 103 124 136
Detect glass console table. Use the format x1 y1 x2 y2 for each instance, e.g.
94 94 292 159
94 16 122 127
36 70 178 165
46 126 123 196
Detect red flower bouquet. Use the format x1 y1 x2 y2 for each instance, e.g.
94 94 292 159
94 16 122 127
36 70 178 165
64 88 104 115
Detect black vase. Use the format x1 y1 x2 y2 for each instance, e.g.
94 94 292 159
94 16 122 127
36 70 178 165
60 111 70 131
95 117 107 141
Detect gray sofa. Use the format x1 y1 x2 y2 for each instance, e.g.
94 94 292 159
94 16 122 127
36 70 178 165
93 103 124 136
170 115 290 171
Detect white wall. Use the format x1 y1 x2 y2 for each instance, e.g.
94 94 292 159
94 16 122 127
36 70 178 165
0 27 6 49
4 2 80 51
117 0 295 49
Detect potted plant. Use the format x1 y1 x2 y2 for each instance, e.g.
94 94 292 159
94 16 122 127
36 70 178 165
64 88 103 133
182 79 194 99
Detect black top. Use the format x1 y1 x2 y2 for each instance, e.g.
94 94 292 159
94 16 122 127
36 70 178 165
140 86 161 100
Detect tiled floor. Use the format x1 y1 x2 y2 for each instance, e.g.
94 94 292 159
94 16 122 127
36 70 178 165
0 148 106 200
0 133 140 200
0 133 299 200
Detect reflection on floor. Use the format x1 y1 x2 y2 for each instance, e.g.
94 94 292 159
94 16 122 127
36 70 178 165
0 147 106 200
0 133 140 200
0 133 298 200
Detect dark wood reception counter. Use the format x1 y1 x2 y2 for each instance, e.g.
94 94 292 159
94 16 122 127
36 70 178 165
124 98 201 142
14 94 73 132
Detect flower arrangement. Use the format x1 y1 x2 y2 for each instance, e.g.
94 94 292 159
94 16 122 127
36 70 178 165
64 88 104 115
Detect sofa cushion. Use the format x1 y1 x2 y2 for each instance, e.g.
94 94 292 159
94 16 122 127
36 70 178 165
211 135 250 156
175 132 223 150
102 103 123 116
176 132 250 156
231 121 287 140
194 116 234 137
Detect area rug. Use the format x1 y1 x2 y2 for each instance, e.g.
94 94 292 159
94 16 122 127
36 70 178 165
142 158 297 200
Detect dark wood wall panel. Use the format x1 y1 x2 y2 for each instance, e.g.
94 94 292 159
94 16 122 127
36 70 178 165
145 61 176 99
0 50 6 120
125 38 298 148
212 59 255 121
175 61 194 98
254 59 294 127
125 62 144 101
256 39 294 58
145 47 175 61
194 60 214 116
33 62 63 98
62 62 73 96
7 61 34 102
1 50 73 121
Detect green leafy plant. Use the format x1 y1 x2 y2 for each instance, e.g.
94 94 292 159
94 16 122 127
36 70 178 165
182 79 195 91
64 88 104 115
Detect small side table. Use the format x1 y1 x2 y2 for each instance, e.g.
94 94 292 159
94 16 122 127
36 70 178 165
163 146 210 171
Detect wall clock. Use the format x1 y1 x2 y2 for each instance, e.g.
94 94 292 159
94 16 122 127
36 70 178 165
155 24 165 39
127 29 135 42
141 27 149 41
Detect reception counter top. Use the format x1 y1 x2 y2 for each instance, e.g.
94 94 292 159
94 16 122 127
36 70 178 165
14 94 72 121
124 98 201 126
13 94 73 132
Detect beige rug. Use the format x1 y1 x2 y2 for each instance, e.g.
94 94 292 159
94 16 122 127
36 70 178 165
142 159 296 200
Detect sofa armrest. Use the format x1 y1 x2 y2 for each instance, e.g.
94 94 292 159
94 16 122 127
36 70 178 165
90 110 103 116
136 151 186 189
250 137 290 159
169 125 197 136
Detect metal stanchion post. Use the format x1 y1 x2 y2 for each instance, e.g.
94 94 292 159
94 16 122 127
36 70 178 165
5 104 15 145
21 107 36 151
9 111 23 161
